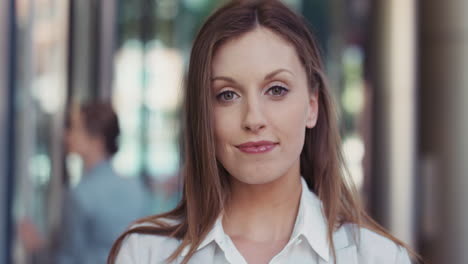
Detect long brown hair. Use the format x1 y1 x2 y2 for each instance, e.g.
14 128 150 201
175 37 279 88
108 0 418 263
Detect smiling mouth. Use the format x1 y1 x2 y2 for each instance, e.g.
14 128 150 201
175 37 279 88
236 141 278 154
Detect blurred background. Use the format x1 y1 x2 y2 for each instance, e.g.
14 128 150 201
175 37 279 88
0 0 466 263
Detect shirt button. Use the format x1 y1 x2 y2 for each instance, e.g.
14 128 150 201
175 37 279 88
294 238 302 246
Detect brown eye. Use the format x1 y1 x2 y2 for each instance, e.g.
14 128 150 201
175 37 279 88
217 91 239 102
267 85 289 97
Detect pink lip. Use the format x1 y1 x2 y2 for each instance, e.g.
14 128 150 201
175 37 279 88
236 140 278 154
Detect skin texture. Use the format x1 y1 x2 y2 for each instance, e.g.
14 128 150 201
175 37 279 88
211 27 319 264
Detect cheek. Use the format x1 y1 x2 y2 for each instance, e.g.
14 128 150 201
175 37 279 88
267 98 309 140
70 132 90 152
213 107 239 152
66 132 77 146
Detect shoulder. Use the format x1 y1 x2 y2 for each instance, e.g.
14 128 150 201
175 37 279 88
114 222 181 264
71 171 102 200
66 181 95 212
357 227 400 250
334 224 412 264
72 167 140 202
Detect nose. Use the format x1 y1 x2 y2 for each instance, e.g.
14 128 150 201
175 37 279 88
242 96 266 133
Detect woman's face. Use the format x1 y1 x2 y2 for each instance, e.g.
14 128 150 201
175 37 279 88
211 27 318 185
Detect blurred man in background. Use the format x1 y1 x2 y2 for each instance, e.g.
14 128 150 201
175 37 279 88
20 101 151 263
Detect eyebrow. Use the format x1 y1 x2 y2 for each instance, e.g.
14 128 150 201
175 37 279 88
264 69 294 80
211 68 294 83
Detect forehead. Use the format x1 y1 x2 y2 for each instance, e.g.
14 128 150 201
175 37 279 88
211 26 304 78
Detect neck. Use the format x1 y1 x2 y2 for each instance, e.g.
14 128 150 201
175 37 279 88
82 149 109 172
223 168 302 242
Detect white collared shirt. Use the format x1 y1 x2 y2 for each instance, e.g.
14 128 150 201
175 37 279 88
115 178 412 264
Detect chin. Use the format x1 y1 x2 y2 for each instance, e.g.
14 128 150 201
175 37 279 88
229 166 286 185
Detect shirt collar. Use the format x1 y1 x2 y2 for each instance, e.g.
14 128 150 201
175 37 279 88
85 159 112 178
294 177 330 261
196 213 226 251
195 177 330 262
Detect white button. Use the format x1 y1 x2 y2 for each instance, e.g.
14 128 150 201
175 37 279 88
294 238 302 246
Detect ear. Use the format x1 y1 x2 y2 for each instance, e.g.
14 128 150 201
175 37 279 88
306 90 319 129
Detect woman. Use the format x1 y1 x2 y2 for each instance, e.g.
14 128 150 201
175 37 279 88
108 1 418 263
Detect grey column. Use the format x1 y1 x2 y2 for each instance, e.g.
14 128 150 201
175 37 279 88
420 1 468 263
0 0 13 263
368 0 417 247
70 0 93 101
98 0 117 100
70 0 116 101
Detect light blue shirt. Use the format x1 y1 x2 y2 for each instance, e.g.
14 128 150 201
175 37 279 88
116 178 412 263
56 160 151 264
